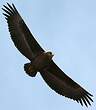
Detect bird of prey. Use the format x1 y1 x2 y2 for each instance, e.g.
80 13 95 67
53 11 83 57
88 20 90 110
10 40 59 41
2 3 93 107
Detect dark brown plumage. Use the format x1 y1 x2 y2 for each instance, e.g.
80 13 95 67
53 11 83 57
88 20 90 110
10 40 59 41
2 3 93 107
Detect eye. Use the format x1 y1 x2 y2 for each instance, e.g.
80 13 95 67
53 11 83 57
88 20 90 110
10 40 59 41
49 52 52 55
46 52 52 56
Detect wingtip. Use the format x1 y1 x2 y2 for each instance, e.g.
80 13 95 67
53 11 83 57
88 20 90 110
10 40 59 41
7 2 13 7
2 2 18 19
7 2 10 5
2 13 8 20
86 94 93 102
82 97 88 107
3 4 6 8
12 3 17 12
12 3 15 7
2 12 9 18
75 92 93 107
84 96 91 106
79 99 83 106
86 91 93 97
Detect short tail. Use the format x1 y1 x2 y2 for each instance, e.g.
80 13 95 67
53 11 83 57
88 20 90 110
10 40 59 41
24 63 37 77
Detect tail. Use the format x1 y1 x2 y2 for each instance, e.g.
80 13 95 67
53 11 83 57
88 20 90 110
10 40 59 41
24 63 37 77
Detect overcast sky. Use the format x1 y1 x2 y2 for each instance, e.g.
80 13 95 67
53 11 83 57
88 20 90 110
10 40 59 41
0 0 96 110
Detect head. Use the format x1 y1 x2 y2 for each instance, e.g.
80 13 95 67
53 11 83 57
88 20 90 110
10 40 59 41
45 51 54 59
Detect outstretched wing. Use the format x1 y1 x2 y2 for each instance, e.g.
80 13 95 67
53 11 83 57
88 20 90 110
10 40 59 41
2 3 44 61
40 61 93 107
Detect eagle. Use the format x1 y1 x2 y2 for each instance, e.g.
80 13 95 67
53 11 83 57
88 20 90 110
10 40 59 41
2 3 93 107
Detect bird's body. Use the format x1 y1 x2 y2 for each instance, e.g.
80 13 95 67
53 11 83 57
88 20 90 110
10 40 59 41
2 3 93 107
24 52 53 77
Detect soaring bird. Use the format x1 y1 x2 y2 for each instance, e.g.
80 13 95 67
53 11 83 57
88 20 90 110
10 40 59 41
2 3 93 107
